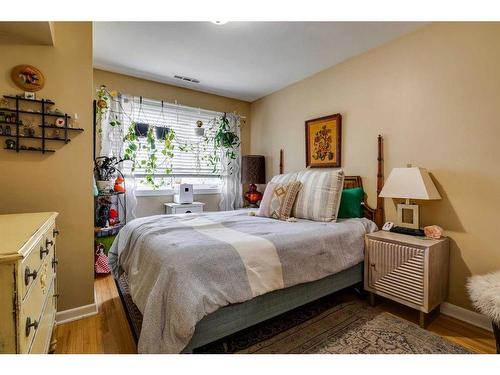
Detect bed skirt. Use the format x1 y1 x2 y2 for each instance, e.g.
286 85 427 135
116 262 364 353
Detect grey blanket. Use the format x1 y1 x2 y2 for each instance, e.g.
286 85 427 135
108 210 376 353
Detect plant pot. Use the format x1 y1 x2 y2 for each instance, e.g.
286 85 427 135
155 126 170 140
96 180 114 194
194 127 205 137
134 122 149 137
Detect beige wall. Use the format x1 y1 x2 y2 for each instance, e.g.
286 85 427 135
0 22 94 311
93 69 251 216
250 23 500 310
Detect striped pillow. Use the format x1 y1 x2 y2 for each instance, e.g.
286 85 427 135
270 172 298 184
292 169 345 222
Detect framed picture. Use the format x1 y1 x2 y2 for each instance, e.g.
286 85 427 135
305 113 342 168
24 92 36 100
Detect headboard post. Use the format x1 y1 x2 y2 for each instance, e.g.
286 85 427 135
279 149 284 174
375 135 385 227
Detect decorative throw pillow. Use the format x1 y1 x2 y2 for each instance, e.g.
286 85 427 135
292 169 345 222
257 181 302 220
338 187 364 219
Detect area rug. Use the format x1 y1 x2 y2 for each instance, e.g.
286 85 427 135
116 274 471 354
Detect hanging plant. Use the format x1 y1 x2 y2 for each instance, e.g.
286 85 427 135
123 121 175 189
204 113 240 175
95 85 109 134
95 85 122 134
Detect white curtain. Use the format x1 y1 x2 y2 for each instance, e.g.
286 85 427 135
99 93 137 222
218 113 243 211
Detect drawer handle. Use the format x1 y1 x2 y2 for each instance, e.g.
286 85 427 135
52 257 59 269
53 229 60 237
40 245 49 259
25 317 39 336
24 267 38 285
46 239 54 248
186 210 192 213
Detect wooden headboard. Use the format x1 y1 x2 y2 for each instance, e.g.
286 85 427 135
279 135 384 228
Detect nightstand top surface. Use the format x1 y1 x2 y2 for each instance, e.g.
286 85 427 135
164 202 205 207
366 230 448 247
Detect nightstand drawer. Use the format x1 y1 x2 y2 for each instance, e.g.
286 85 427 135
366 238 425 306
164 202 205 215
173 206 203 214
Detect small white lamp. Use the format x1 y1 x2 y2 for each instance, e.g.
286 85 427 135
379 165 441 229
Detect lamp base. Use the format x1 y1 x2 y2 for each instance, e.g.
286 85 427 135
397 201 419 229
244 183 263 207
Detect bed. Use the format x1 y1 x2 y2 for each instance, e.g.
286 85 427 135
109 137 385 354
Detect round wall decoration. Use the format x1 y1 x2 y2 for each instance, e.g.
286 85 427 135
11 65 45 92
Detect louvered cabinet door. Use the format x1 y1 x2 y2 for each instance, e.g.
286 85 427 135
364 231 449 314
367 239 425 306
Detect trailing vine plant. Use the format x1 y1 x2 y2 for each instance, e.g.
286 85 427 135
123 122 175 189
203 113 240 175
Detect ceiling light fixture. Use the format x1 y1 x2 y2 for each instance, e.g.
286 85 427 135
211 21 228 25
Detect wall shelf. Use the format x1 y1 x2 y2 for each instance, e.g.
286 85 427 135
4 148 55 153
0 95 82 154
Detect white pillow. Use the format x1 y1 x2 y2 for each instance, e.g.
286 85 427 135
270 172 298 184
292 169 344 222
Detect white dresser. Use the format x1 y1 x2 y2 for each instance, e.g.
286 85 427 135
0 212 59 353
164 202 205 215
364 230 449 327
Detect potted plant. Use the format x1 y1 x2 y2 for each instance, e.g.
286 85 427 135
194 120 204 136
155 126 170 140
134 122 149 137
124 123 175 189
94 156 121 193
204 113 240 174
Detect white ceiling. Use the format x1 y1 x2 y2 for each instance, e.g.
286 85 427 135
93 22 424 102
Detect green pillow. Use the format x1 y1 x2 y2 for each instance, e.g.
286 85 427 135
338 187 364 219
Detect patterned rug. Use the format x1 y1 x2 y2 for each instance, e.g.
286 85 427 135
116 274 471 354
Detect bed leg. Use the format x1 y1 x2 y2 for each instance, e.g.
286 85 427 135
353 282 367 299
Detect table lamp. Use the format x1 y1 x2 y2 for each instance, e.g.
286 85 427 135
379 165 441 229
241 155 266 207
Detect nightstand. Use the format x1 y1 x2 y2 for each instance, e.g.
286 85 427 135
364 230 449 328
164 202 205 215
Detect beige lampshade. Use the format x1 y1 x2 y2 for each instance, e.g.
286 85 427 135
379 167 442 200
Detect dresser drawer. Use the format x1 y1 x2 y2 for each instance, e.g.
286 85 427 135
29 278 56 354
19 268 55 353
366 239 425 306
19 222 56 299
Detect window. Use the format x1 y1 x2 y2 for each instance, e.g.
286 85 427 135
122 97 223 193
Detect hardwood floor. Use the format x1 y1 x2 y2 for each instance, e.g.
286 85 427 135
56 275 136 354
56 274 496 354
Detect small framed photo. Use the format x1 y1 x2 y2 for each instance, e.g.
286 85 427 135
24 92 36 100
305 113 342 168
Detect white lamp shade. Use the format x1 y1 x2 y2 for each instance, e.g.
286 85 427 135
379 167 442 200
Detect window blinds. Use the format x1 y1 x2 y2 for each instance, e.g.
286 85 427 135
122 96 223 178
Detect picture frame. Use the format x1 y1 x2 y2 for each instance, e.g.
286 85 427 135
24 91 36 100
305 113 342 168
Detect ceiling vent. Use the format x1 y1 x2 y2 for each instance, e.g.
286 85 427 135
174 75 200 84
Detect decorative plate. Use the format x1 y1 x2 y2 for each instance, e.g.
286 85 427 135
11 65 45 92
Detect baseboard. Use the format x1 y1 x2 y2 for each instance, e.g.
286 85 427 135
440 302 493 332
56 302 98 325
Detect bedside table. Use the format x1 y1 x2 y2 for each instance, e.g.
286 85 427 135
364 230 449 328
164 202 205 215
